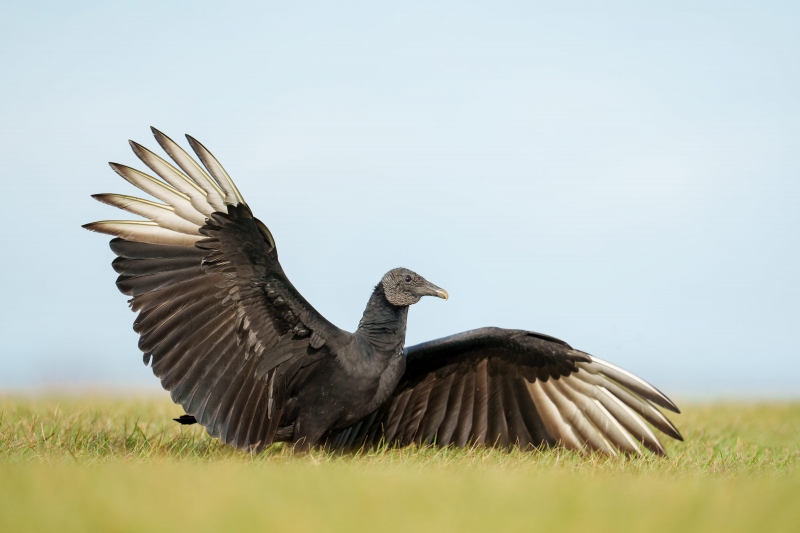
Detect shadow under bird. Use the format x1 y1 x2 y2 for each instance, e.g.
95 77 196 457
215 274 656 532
84 128 683 455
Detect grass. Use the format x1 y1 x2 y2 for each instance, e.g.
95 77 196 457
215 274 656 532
1 396 798 532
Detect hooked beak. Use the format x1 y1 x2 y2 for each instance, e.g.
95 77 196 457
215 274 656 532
421 281 449 301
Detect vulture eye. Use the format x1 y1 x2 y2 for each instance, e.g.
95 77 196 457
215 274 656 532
405 275 412 283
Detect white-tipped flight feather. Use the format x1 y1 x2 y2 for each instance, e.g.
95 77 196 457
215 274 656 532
186 134 245 206
519 354 681 456
559 376 641 455
580 356 679 412
91 194 200 235
108 163 208 227
574 370 681 441
128 140 216 216
526 379 584 452
150 128 228 211
83 221 202 247
545 379 617 455
596 385 665 454
85 129 256 246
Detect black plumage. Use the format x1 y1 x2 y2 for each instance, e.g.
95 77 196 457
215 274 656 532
84 128 683 455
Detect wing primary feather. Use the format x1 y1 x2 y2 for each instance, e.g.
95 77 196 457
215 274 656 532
558 376 639 455
595 386 666 455
134 283 215 340
575 371 683 441
108 163 208 226
92 193 199 235
185 134 245 206
526 379 584 453
128 275 215 314
84 221 201 247
113 256 200 277
116 265 204 297
150 127 228 211
592 398 643 454
109 238 206 260
128 140 216 215
546 378 617 455
581 357 680 413
564 374 653 453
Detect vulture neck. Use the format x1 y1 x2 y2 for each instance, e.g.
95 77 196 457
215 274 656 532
355 286 409 356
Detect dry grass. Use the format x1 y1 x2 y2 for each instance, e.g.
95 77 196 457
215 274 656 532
1 395 798 532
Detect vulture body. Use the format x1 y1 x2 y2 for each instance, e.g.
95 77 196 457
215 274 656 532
84 128 682 455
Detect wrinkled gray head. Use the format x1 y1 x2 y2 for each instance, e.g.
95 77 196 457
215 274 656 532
380 268 449 307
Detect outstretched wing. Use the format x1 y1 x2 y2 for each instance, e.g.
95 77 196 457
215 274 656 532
326 327 681 456
84 128 351 451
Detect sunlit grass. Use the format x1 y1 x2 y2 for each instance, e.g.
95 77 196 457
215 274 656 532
1 396 798 532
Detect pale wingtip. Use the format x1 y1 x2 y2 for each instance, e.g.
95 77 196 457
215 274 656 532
185 133 246 205
590 355 681 413
185 133 202 154
150 126 170 143
82 221 102 232
90 193 110 206
656 389 681 414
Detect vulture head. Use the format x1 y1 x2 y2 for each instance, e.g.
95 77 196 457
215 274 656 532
380 268 448 307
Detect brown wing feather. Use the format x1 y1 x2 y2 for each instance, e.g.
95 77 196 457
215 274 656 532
326 328 682 456
416 373 455 445
85 131 351 452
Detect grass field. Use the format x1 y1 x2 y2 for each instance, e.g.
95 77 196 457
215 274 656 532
1 396 798 532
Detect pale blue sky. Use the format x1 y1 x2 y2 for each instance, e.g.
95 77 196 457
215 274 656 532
1 1 798 397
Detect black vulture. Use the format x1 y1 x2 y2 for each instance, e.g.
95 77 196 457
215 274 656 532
84 128 682 455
